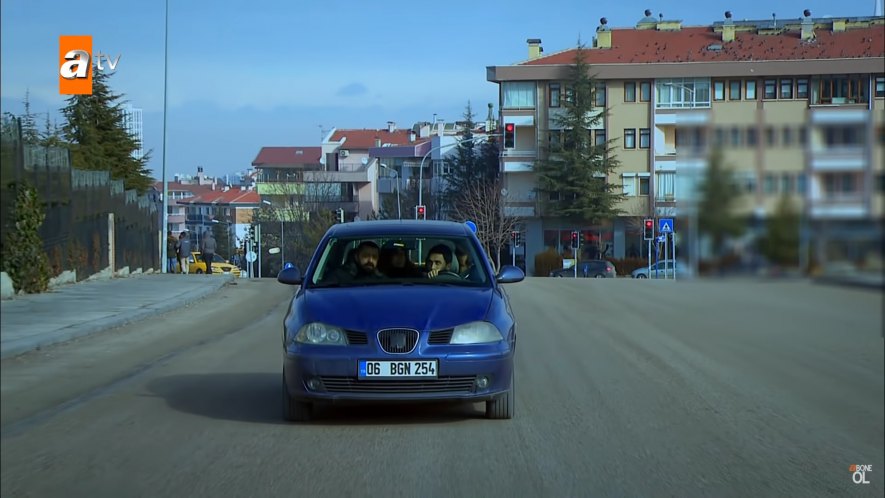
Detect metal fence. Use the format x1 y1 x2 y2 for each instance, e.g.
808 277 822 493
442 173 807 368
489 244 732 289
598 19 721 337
1 117 160 281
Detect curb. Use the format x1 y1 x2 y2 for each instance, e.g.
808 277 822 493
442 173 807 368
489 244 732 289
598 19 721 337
812 275 884 291
0 275 235 360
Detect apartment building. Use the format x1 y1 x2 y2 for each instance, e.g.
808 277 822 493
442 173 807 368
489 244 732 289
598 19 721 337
486 10 885 274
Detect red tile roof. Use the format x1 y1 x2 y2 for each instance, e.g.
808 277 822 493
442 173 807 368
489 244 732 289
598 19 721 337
252 147 322 167
178 189 261 205
329 129 415 149
521 25 884 65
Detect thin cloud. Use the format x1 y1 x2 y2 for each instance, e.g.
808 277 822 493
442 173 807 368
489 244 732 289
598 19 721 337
336 82 368 96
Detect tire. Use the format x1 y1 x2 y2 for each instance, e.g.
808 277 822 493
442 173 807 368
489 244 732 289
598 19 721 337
195 269 204 274
594 274 604 278
636 274 647 279
282 372 312 422
485 370 514 420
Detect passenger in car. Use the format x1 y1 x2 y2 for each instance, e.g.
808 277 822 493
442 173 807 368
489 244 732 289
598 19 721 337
324 241 386 283
424 244 461 279
454 245 479 281
379 240 423 278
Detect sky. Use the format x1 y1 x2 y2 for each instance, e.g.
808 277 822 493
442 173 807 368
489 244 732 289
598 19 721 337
2 0 881 180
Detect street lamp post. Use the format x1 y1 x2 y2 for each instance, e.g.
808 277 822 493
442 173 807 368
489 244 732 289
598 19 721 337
417 135 500 219
160 0 170 272
379 163 401 219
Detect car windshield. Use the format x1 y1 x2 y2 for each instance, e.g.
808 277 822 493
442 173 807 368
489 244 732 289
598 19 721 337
307 235 490 288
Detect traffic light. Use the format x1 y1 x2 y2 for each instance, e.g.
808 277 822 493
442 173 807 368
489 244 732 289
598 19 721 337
571 231 579 248
511 230 521 247
331 208 344 223
504 123 515 148
416 205 426 220
643 218 654 240
248 225 256 239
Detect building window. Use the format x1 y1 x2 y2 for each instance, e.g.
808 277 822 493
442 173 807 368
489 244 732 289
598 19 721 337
639 176 650 195
624 82 636 102
622 174 637 196
624 129 636 149
729 81 742 100
595 130 607 147
746 80 757 100
564 85 575 105
765 127 777 146
799 126 808 145
783 126 793 146
796 78 809 99
823 125 865 147
655 171 675 201
655 78 711 109
780 79 794 99
639 81 652 102
811 75 868 104
503 81 536 108
823 173 860 197
639 128 650 149
764 173 777 194
730 127 742 147
875 76 885 98
763 79 777 99
797 173 807 194
594 83 606 107
713 80 726 101
713 128 726 147
781 173 794 194
746 127 758 146
549 83 561 108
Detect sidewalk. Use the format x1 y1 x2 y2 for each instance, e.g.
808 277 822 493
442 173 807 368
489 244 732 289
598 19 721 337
0 273 235 360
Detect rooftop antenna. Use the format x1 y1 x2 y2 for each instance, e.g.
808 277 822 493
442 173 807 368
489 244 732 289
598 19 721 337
772 12 777 28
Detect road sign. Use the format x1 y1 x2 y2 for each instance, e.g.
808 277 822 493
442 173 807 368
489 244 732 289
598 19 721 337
656 235 666 243
465 220 477 233
246 251 257 263
658 218 674 234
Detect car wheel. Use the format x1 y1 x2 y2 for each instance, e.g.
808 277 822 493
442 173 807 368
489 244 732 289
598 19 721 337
485 370 514 420
195 269 203 274
636 274 647 279
282 372 312 422
594 274 604 278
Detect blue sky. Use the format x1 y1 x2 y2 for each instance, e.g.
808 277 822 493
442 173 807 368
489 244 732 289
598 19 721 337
1 0 880 180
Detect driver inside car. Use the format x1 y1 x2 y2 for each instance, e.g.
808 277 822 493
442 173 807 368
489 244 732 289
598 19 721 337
424 244 461 279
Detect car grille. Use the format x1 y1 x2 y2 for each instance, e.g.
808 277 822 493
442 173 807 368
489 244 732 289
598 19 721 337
319 376 476 394
345 330 368 345
377 328 418 354
428 329 454 345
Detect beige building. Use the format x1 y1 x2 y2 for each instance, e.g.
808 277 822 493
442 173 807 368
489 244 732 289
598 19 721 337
486 10 884 275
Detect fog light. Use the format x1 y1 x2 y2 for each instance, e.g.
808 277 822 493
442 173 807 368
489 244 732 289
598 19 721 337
475 376 490 389
307 378 322 390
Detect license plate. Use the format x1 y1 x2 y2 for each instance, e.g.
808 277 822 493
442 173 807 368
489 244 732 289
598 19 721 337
358 360 438 379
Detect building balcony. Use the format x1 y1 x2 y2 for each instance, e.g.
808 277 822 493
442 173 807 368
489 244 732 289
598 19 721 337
501 149 538 159
809 196 868 219
304 169 370 183
809 107 869 124
809 147 867 171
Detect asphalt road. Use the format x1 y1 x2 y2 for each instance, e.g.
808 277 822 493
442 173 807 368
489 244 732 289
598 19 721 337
1 277 882 497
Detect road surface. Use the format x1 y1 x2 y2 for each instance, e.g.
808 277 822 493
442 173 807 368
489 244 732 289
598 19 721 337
2 278 882 497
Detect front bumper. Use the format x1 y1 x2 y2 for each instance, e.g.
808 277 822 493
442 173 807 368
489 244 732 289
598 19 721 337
283 345 513 404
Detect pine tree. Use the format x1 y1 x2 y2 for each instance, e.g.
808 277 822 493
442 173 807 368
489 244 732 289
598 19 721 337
441 102 500 218
696 146 745 256
40 114 66 148
758 194 800 266
60 70 152 193
532 40 624 223
20 90 40 145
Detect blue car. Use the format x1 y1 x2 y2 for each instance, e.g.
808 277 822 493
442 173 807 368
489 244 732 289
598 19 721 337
276 220 525 422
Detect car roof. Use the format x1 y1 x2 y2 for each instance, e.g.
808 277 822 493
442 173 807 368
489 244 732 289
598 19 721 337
325 220 473 238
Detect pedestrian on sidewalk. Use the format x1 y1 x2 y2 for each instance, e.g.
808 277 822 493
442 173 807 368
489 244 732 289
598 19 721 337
177 230 191 274
166 231 178 273
201 230 217 275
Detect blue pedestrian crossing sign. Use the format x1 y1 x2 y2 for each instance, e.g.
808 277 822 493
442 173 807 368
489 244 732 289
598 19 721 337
658 218 674 234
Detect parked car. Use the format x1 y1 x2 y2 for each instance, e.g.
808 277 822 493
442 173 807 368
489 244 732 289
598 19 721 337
550 260 617 278
188 251 242 277
276 220 525 422
631 259 691 279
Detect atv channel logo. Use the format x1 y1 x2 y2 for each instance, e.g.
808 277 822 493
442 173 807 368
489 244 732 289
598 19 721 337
58 35 121 95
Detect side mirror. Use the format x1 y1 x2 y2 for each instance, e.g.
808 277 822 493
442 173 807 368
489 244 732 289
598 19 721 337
277 266 303 285
496 265 525 284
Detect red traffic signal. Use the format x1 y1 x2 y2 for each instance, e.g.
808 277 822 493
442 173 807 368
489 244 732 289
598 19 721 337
416 205 426 220
504 123 515 148
643 218 655 240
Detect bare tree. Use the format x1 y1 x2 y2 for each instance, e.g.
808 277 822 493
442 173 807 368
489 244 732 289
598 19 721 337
449 179 522 272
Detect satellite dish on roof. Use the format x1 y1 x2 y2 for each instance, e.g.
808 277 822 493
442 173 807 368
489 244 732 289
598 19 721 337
361 157 369 166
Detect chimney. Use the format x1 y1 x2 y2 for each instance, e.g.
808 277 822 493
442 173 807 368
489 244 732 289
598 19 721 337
374 137 381 147
801 9 815 40
387 121 396 133
595 18 612 48
527 38 543 60
832 18 846 32
409 131 416 142
722 11 736 42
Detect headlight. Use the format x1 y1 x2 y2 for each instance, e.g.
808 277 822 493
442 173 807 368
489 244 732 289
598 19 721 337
292 322 346 345
450 321 503 344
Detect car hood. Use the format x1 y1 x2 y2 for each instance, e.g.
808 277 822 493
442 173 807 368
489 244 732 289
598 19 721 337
301 285 494 331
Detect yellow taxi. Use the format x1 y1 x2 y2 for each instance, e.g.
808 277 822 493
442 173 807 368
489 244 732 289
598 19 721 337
187 251 242 277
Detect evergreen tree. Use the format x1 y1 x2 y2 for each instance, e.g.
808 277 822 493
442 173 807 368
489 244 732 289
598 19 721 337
441 102 499 218
758 194 800 266
532 40 624 222
20 90 40 145
40 114 66 148
696 146 745 256
60 70 152 193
